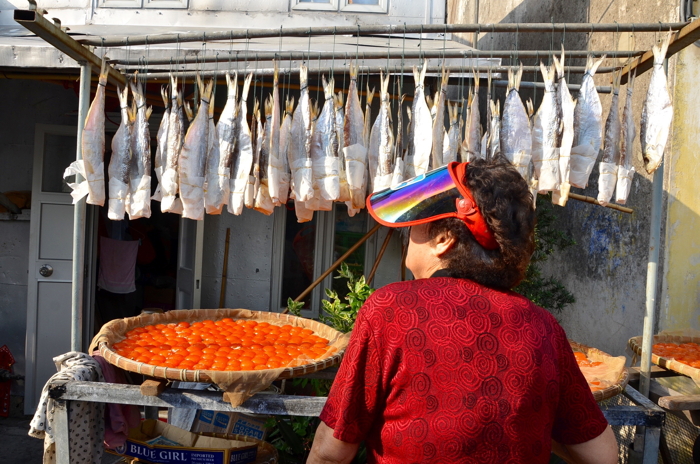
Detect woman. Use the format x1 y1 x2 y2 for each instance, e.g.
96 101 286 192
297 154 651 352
308 158 618 464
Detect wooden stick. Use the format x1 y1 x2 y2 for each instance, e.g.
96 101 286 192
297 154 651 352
283 223 382 313
568 192 634 214
219 228 231 308
367 229 394 286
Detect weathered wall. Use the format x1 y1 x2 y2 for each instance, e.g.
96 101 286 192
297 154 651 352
448 0 682 357
660 44 700 331
0 79 79 395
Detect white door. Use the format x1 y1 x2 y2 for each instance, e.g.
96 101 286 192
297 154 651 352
24 124 78 414
176 218 203 309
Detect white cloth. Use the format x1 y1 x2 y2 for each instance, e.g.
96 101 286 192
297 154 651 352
29 352 105 464
97 237 138 294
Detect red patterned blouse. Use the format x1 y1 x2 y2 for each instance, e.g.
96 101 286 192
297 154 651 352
319 277 608 464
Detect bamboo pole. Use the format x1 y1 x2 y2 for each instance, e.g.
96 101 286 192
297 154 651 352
367 229 395 286
219 228 231 308
567 192 634 214
282 223 382 313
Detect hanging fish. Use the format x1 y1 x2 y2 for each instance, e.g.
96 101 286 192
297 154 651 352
268 62 283 206
207 72 238 215
462 73 481 161
481 72 493 159
570 55 605 188
443 102 460 165
278 96 294 205
369 71 394 193
430 68 449 169
179 76 213 220
616 71 636 204
405 60 431 177
64 57 108 206
391 95 407 188
597 75 621 206
500 64 531 179
255 97 275 215
531 62 561 193
107 85 132 220
229 73 254 215
203 94 222 214
161 75 184 214
363 85 375 151
152 85 170 203
487 100 501 161
641 31 673 174
552 47 576 206
246 99 262 210
306 101 333 212
310 76 340 203
343 63 368 210
128 75 153 219
289 65 314 203
334 92 352 203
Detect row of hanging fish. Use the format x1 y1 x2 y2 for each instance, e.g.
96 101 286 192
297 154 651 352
65 33 674 221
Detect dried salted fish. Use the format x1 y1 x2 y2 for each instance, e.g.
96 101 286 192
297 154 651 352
310 76 340 202
391 95 406 188
597 76 621 206
570 55 605 188
552 48 576 206
179 76 213 220
152 85 169 203
255 97 275 215
531 62 561 193
641 31 673 174
616 72 636 205
430 69 449 169
229 73 254 215
161 75 184 214
278 96 294 205
487 100 501 161
500 64 531 179
202 94 221 214
207 72 238 214
463 76 481 161
107 85 132 220
334 92 352 203
268 63 283 206
246 99 262 210
306 101 333 212
289 65 314 203
64 57 108 206
443 102 460 165
343 63 368 210
363 85 375 150
128 76 153 219
405 61 431 177
369 71 394 193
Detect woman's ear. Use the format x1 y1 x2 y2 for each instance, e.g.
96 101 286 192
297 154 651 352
432 229 457 258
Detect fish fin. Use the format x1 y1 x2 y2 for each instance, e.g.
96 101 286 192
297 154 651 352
514 63 523 91
209 95 216 117
381 70 391 97
552 54 563 80
265 94 273 117
420 59 428 83
203 78 214 103
628 69 636 92
349 61 358 80
426 94 434 110
588 55 606 76
184 100 193 122
299 65 308 87
412 65 420 86
170 74 178 101
146 106 153 120
441 67 450 88
98 56 109 85
323 75 335 100
160 84 169 108
654 30 673 65
526 99 534 119
176 89 183 109
274 60 279 84
118 84 129 109
286 95 295 114
366 86 375 106
487 68 492 92
472 67 479 90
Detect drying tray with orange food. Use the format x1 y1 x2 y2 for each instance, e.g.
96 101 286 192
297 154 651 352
629 333 700 386
90 308 351 406
569 340 629 402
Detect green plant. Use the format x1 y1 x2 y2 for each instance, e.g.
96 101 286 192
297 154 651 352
514 195 576 313
320 263 375 333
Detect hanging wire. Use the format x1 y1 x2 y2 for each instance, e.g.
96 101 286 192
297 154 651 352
316 51 321 104
400 23 406 97
331 27 337 81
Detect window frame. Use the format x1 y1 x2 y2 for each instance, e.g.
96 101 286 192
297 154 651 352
340 0 388 14
270 205 374 318
291 0 340 12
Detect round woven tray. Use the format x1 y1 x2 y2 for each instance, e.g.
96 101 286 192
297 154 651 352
629 334 700 383
97 309 346 383
569 340 629 402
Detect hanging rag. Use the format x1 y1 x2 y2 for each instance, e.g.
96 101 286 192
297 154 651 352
97 236 138 294
29 352 105 464
91 351 140 451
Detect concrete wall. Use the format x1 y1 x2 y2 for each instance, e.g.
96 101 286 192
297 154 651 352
448 0 684 358
0 78 79 395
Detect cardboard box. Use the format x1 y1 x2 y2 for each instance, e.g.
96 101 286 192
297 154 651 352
113 419 258 464
192 411 268 440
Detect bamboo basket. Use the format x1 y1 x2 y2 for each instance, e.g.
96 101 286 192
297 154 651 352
629 334 700 383
96 309 347 383
570 340 629 402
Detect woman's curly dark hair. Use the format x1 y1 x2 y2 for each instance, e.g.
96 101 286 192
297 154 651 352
427 156 536 290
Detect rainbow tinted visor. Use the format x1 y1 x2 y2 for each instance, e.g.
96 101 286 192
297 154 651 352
366 162 499 250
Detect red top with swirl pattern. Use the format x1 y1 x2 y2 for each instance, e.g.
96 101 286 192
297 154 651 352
320 277 608 464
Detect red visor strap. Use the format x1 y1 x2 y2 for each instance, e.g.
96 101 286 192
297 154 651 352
449 162 499 250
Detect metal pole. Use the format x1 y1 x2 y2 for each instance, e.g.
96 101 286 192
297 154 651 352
639 127 666 398
71 62 90 352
